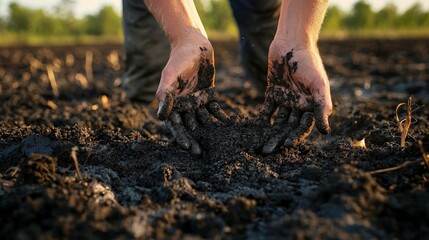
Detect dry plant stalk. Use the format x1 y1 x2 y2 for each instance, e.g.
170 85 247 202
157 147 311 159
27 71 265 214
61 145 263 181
46 100 58 110
66 53 75 67
70 146 83 181
418 140 429 170
75 73 89 89
369 159 423 175
101 95 110 109
85 50 94 81
46 65 59 97
107 50 121 71
396 96 412 147
370 141 429 175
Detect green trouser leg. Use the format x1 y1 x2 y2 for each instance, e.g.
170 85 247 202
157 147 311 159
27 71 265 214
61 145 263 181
122 0 169 103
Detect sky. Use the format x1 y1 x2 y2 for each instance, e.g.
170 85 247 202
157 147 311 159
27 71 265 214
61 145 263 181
0 0 428 18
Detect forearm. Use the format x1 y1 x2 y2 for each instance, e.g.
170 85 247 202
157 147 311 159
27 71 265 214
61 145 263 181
144 0 208 47
275 0 328 49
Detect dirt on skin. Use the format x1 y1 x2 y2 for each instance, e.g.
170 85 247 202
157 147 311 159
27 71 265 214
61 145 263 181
1 39 429 239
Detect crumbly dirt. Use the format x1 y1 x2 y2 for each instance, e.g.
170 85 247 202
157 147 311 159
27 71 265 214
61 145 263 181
1 39 429 239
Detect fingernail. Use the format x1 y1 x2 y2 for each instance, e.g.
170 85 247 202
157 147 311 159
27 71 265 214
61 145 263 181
283 139 293 148
191 144 202 155
157 101 163 116
262 143 276 155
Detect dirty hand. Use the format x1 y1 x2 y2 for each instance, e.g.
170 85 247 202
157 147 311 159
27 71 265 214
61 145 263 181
156 40 231 155
259 42 333 154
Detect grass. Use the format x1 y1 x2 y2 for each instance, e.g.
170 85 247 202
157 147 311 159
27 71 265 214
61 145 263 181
1 29 429 46
320 29 429 40
0 33 123 46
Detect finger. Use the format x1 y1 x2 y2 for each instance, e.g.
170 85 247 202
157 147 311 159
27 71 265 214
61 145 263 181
207 101 231 124
262 131 289 155
166 112 191 150
314 102 332 135
262 110 302 155
287 110 303 129
157 92 174 121
284 112 315 147
274 107 290 126
189 138 202 156
196 106 216 126
259 98 277 125
182 109 198 131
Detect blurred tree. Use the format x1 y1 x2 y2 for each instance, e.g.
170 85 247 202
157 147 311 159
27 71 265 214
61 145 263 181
322 6 344 30
84 5 121 36
398 3 423 29
53 0 80 35
345 0 374 30
375 4 397 29
7 3 32 32
204 0 237 35
0 17 5 33
421 12 429 28
98 5 122 36
53 0 75 19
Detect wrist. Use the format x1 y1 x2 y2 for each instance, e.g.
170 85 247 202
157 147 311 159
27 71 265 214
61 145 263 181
271 34 318 53
170 27 209 49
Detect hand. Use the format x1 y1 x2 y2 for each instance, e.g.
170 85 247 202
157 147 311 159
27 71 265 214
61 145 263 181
259 42 333 154
156 39 231 155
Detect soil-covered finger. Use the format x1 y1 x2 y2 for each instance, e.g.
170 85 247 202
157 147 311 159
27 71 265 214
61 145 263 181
166 113 191 150
196 107 216 126
207 101 231 124
274 107 290 126
262 130 289 155
157 92 174 120
182 110 198 131
189 138 203 156
258 96 278 125
284 112 315 147
262 110 302 154
314 102 331 135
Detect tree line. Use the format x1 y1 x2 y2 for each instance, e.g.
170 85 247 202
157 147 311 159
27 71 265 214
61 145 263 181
0 0 428 40
0 1 122 37
323 1 429 31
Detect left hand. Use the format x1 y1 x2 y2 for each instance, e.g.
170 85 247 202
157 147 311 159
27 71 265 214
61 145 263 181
259 41 333 154
156 41 231 155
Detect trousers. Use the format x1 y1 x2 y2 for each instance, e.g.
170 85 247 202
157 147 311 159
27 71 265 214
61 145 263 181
122 0 281 102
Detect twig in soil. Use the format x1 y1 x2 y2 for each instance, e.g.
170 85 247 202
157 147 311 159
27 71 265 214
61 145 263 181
418 140 429 170
85 50 93 81
368 159 423 175
396 96 412 148
46 64 59 97
70 146 83 181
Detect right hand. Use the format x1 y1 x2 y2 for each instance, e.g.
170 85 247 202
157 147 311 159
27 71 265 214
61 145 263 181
156 38 231 155
258 41 333 154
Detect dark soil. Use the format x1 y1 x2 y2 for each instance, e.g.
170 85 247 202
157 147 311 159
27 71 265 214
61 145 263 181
1 39 429 239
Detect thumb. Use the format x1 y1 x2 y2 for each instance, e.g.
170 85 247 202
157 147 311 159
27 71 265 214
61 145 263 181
156 91 174 121
314 101 332 135
156 67 177 120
